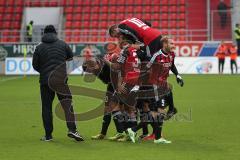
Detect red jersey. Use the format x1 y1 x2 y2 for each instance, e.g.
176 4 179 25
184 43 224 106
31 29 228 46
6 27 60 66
119 47 140 85
216 45 227 59
119 18 161 45
148 49 175 84
229 46 238 60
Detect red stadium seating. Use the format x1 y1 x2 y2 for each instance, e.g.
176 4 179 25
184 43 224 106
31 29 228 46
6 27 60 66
0 0 187 42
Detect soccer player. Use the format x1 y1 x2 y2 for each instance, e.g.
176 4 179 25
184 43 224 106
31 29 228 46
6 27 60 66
108 17 162 57
83 42 124 140
127 36 184 144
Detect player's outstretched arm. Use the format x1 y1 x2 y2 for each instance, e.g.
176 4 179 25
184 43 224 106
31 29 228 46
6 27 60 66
171 63 184 87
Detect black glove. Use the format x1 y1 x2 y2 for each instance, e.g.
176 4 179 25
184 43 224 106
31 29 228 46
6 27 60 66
176 75 184 87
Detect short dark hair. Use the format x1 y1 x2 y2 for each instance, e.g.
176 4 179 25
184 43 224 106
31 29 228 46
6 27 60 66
44 25 57 34
108 24 117 37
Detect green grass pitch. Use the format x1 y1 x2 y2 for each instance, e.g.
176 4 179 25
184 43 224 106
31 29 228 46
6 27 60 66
0 75 239 160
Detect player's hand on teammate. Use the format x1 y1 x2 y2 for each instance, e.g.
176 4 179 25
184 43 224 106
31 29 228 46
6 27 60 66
176 75 184 87
118 83 127 94
83 59 99 73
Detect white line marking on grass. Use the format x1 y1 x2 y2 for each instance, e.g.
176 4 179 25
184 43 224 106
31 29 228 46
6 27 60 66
0 76 24 84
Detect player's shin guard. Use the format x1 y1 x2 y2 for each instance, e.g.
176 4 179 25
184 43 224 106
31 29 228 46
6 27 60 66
100 113 111 135
112 111 124 133
140 111 150 135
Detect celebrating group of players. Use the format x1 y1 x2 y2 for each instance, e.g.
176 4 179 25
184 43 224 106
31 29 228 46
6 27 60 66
83 17 184 144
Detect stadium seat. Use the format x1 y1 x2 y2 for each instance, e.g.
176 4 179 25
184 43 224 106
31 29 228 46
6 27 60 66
66 14 73 21
83 13 90 20
72 21 81 29
169 13 177 20
101 0 109 5
125 6 133 13
152 0 161 5
15 14 22 21
91 14 99 21
169 6 177 13
152 21 160 28
100 13 108 21
0 7 4 13
15 0 23 6
82 6 91 13
15 7 22 13
135 6 142 13
160 0 168 5
161 21 168 29
0 0 5 6
75 0 83 6
74 14 82 21
116 0 125 5
3 21 11 29
92 6 100 13
66 0 74 6
99 21 108 29
4 14 12 21
82 21 90 29
179 5 186 12
109 13 116 20
75 7 82 13
161 6 168 13
6 0 14 6
179 0 186 5
6 7 14 13
65 7 73 13
169 21 177 29
161 13 168 20
178 20 186 28
101 6 108 13
118 6 125 13
65 21 72 29
109 6 117 13
143 13 151 21
144 6 151 13
179 13 185 20
169 0 177 5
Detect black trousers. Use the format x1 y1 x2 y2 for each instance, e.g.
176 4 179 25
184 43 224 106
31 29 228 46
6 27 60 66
218 59 225 74
237 39 240 55
230 60 238 74
40 84 76 137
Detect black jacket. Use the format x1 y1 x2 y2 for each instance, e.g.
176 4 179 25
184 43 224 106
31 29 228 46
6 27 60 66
32 33 73 84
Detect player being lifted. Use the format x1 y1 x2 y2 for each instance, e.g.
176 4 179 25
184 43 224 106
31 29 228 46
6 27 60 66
108 17 162 57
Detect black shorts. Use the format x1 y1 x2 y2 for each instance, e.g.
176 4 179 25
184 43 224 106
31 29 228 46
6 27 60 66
146 35 162 56
112 83 138 107
149 92 172 111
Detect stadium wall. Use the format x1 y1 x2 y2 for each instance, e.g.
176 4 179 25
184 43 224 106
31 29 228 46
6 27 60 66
0 41 239 75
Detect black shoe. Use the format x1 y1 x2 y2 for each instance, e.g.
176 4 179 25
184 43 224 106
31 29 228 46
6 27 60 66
67 131 84 141
40 135 53 142
165 107 178 120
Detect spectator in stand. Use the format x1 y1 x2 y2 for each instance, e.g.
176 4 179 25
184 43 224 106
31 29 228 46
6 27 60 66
217 0 229 29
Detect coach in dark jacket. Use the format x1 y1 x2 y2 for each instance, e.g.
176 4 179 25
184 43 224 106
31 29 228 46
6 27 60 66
32 25 83 142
